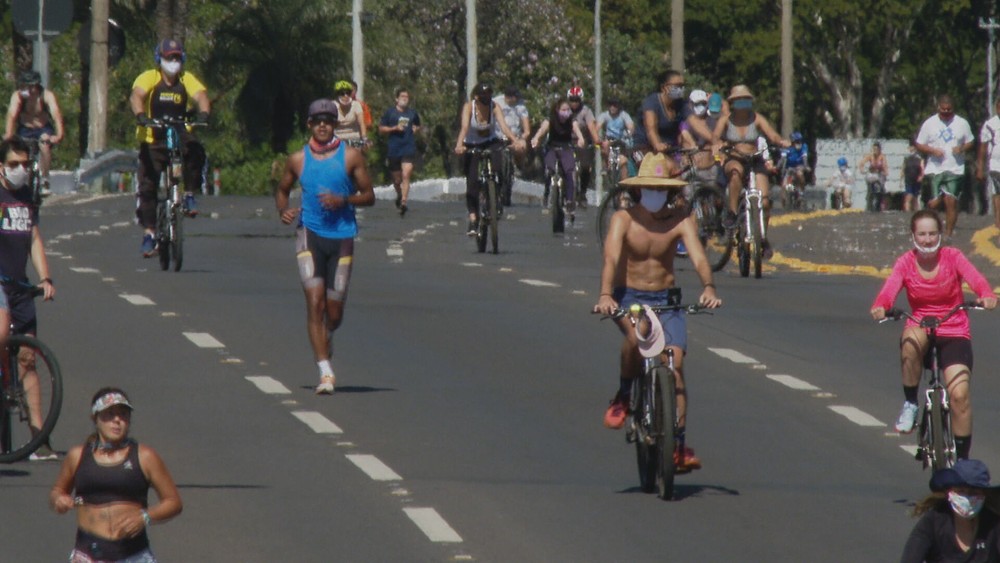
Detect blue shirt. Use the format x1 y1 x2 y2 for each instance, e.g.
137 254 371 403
633 93 691 149
380 106 421 158
785 143 809 167
299 145 357 239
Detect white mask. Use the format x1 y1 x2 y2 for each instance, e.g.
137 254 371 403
692 104 708 117
19 89 30 99
3 165 29 189
639 189 668 212
160 60 182 76
912 233 942 255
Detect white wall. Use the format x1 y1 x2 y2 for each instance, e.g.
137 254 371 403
815 138 910 205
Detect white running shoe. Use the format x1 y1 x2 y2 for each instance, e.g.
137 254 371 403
894 401 919 434
315 375 335 395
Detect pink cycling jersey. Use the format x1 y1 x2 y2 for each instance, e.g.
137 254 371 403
873 247 993 339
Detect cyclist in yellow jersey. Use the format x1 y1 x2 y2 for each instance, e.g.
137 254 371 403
129 39 211 257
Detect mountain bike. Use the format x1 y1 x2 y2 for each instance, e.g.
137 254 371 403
0 278 63 463
880 302 983 471
465 145 502 254
721 145 771 279
147 117 202 271
544 145 578 234
865 173 886 213
600 298 709 500
24 137 52 207
500 144 515 207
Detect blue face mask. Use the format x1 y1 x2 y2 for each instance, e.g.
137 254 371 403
732 99 753 111
948 491 985 519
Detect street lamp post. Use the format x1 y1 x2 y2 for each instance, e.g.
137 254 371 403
594 0 603 203
352 0 364 98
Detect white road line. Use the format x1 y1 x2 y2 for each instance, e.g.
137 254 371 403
183 332 225 348
519 279 560 287
245 376 291 395
708 348 759 364
403 508 463 543
386 246 404 257
766 374 821 391
899 445 919 457
461 262 483 267
291 411 343 434
345 454 403 481
71 267 100 274
828 406 886 427
120 294 155 306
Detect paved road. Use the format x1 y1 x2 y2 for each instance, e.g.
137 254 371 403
3 194 1000 562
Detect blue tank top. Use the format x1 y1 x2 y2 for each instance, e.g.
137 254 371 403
299 145 357 239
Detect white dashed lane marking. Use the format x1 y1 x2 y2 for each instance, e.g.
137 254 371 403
403 508 464 543
900 445 919 457
183 332 225 348
828 406 886 427
708 347 759 364
70 267 99 274
291 411 343 434
346 454 403 481
245 376 291 395
120 294 155 306
519 279 560 287
766 374 821 391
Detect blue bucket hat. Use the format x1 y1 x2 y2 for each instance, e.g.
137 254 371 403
930 459 1000 492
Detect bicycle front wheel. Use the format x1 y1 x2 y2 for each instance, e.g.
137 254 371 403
171 208 184 271
156 200 170 271
551 178 565 234
929 390 954 471
692 186 732 272
476 186 488 253
633 376 655 493
486 179 499 254
653 365 677 500
749 200 763 279
0 335 63 463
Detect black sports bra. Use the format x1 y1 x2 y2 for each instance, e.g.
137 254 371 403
74 442 149 507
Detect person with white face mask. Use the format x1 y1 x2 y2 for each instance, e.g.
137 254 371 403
592 153 721 474
902 459 1000 561
870 210 996 454
0 137 56 459
4 70 65 196
129 38 212 257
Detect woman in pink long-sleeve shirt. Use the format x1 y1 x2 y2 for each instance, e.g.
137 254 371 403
870 210 997 459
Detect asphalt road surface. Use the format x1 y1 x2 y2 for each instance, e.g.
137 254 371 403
3 193 1000 562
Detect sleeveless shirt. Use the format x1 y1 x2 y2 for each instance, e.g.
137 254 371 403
299 145 358 239
74 442 150 507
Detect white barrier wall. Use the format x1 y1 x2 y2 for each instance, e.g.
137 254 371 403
815 138 910 206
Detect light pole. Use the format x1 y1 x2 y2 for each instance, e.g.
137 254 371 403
781 0 793 136
594 0 603 202
671 0 683 71
981 17 999 117
465 0 477 97
352 0 364 98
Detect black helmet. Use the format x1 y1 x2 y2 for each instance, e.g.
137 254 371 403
18 70 41 86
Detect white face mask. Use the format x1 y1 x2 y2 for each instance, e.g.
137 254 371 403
948 491 985 519
19 89 31 99
160 60 182 76
912 233 942 255
3 165 29 189
692 104 708 117
639 189 668 212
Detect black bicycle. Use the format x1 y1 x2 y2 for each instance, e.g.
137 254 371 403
465 145 502 254
147 116 202 271
544 145 579 234
880 302 983 471
0 278 63 463
23 137 52 207
600 298 710 500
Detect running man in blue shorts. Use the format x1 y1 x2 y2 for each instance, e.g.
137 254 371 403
592 153 721 472
275 99 375 394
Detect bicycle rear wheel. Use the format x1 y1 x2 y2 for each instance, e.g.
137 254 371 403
486 178 499 254
692 186 732 272
0 335 63 463
653 365 677 500
171 208 184 271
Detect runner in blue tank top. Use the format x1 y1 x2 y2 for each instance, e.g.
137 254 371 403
275 99 375 394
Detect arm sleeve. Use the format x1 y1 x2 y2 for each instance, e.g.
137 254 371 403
953 250 994 298
873 255 908 310
181 73 207 98
899 513 935 563
131 69 160 93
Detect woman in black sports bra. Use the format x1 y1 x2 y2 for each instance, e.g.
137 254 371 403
49 388 182 562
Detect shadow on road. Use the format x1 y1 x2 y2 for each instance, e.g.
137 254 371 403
296 385 397 394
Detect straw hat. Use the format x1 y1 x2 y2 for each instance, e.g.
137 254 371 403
727 84 754 101
619 153 688 189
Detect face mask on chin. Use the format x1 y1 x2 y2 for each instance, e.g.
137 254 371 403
160 60 182 76
912 234 942 255
639 188 669 213
3 165 29 190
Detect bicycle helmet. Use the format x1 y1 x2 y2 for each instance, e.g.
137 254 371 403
567 86 584 100
790 131 803 143
334 80 353 96
837 157 848 168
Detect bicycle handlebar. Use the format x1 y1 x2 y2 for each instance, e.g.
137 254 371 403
0 274 44 299
880 301 983 327
596 302 712 321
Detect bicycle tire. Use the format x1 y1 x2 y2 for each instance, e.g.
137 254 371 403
737 221 750 278
157 201 170 271
551 176 565 234
653 365 677 500
487 178 499 254
929 390 952 471
0 335 64 463
749 200 763 279
476 185 488 253
691 186 733 272
633 375 655 493
171 208 184 271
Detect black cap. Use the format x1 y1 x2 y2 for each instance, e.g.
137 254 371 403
308 99 338 119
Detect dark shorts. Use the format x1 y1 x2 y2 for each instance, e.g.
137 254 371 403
16 123 55 140
295 228 354 302
387 155 417 172
4 289 37 335
904 180 921 197
916 336 974 371
74 528 151 561
612 286 688 352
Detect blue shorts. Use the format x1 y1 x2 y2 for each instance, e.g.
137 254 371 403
16 123 55 140
904 180 921 197
612 286 688 352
